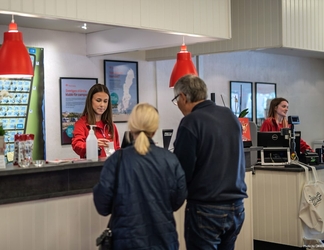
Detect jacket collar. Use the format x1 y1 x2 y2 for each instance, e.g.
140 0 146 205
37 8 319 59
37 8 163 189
192 100 215 112
125 138 156 148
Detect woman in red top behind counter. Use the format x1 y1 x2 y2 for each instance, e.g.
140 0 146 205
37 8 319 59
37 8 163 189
260 97 313 153
72 84 120 158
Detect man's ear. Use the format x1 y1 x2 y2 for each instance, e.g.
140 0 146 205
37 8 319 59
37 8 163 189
180 92 188 103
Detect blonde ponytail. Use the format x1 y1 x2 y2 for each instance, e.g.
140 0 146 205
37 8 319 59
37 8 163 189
128 103 159 155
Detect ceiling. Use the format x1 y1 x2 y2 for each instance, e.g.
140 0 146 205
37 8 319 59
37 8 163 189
257 47 324 60
2 14 324 59
0 14 117 34
0 13 219 56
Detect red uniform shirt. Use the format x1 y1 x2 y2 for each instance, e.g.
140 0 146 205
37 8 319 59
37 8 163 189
72 116 120 158
260 118 312 153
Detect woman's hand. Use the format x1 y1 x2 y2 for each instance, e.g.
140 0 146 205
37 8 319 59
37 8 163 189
97 138 110 147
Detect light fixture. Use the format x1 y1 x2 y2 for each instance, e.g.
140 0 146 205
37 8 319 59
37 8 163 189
169 39 198 88
81 23 87 30
0 15 34 78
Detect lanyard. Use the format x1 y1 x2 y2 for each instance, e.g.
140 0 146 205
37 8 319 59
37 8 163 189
99 126 112 140
99 128 106 138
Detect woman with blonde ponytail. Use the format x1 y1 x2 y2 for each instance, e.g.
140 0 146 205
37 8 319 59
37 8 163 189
128 103 159 155
93 103 187 250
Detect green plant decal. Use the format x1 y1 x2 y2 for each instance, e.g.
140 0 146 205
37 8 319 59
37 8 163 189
0 123 5 136
239 108 249 118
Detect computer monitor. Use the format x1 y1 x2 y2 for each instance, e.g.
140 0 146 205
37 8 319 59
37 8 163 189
162 129 173 150
257 131 300 149
121 130 174 150
257 131 301 164
257 131 289 148
121 131 134 148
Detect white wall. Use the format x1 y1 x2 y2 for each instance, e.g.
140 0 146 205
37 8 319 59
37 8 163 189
200 51 324 146
1 26 324 159
0 25 157 160
156 51 324 149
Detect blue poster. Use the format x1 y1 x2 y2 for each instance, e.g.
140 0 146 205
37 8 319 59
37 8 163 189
104 60 138 122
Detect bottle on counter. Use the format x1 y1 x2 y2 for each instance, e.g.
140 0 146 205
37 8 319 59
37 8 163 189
86 125 98 161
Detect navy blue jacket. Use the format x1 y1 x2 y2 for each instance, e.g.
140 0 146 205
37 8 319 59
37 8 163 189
173 100 247 203
93 140 187 249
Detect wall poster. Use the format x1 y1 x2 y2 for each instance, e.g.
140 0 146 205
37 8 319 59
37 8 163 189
104 60 139 122
230 81 253 121
59 77 98 145
0 47 45 162
255 82 277 126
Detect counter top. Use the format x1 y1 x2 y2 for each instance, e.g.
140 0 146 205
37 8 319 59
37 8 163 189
0 159 105 176
244 146 262 152
0 160 105 205
0 159 253 205
254 163 324 172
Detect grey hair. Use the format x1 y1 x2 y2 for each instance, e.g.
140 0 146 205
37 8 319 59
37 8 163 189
173 74 208 102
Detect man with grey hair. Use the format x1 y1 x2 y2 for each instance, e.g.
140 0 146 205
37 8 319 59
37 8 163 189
172 74 247 250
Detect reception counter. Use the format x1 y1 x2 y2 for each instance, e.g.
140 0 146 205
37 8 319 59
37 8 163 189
0 160 254 250
0 160 105 205
253 164 324 250
0 160 108 250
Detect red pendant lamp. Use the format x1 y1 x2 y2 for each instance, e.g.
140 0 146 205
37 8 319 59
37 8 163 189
169 41 198 88
0 15 34 78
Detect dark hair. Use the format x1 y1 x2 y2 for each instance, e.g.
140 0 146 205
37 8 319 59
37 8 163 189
267 97 289 118
82 84 114 138
173 74 208 102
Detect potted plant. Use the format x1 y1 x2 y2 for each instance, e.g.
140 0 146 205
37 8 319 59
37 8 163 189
0 124 5 136
239 108 249 118
237 109 251 146
0 124 5 168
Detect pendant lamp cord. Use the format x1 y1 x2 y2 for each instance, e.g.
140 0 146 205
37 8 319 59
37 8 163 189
11 15 14 23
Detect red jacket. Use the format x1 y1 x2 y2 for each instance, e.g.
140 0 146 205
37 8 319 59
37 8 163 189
72 116 120 158
260 118 312 153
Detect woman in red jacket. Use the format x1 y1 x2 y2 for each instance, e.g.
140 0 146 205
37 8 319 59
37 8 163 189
72 84 120 158
260 97 312 153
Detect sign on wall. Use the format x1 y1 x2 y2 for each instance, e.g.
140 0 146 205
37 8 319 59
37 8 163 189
0 47 45 161
59 77 98 145
104 60 138 122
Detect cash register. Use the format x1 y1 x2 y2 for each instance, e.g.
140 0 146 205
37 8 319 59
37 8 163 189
257 116 319 166
257 131 292 165
287 116 319 165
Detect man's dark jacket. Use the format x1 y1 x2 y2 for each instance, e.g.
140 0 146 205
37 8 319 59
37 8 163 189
174 100 247 203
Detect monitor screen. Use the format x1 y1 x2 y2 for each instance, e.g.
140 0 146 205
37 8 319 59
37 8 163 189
162 129 173 149
257 131 289 148
257 131 301 152
121 131 134 148
257 130 301 163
